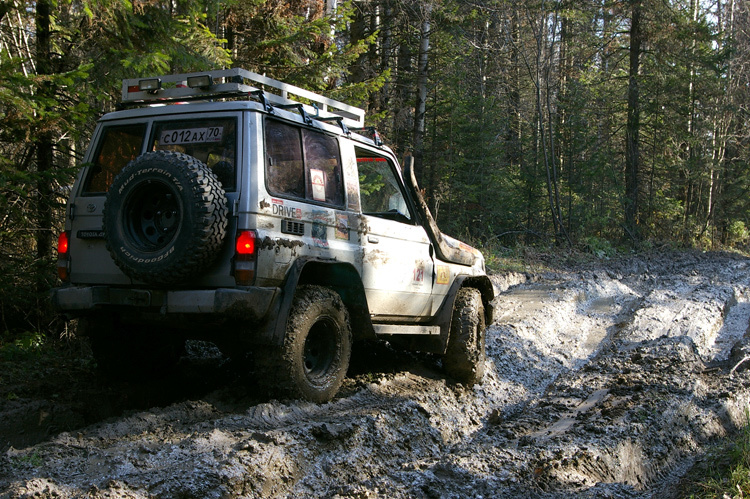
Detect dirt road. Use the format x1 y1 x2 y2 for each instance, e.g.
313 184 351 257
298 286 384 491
2 250 750 498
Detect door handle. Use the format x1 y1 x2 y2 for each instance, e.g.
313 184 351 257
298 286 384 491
368 235 379 243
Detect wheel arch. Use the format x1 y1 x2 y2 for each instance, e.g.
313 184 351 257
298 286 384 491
400 274 494 355
269 257 375 346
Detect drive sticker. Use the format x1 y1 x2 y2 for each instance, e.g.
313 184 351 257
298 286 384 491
436 265 450 285
310 169 326 202
311 210 329 248
335 213 349 240
271 198 302 219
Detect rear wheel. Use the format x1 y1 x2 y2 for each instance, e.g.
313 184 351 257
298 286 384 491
258 285 352 402
443 288 486 385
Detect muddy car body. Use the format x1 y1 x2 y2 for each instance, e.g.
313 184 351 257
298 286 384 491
52 68 494 401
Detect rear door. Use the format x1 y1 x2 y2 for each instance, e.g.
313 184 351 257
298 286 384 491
354 146 435 321
68 114 241 286
69 121 147 285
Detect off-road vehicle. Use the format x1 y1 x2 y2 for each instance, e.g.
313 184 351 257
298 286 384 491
52 68 494 402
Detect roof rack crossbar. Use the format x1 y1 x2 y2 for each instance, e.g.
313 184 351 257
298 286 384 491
276 103 314 126
121 68 365 128
317 115 350 135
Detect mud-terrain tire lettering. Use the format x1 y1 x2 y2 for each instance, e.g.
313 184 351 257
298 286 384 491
103 150 228 285
443 287 486 385
257 285 352 403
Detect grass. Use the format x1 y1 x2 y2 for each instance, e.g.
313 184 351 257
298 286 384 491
674 418 750 498
478 239 627 275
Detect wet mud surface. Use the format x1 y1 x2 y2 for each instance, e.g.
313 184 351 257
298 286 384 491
2 250 750 498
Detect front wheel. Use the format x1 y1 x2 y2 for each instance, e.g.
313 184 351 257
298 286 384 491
263 285 352 403
443 288 486 385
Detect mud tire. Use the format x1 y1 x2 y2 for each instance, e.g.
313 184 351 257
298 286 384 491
260 285 352 403
103 150 228 285
443 287 486 385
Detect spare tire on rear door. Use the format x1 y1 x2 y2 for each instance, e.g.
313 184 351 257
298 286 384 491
103 150 228 285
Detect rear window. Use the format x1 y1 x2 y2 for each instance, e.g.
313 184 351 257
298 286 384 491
81 117 238 195
152 118 237 191
83 123 146 194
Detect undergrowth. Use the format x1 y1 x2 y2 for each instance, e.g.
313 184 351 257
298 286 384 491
682 416 750 499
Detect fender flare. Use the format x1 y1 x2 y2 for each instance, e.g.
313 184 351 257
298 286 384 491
264 257 375 346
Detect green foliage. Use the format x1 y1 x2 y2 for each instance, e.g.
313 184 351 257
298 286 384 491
0 331 47 360
728 221 750 247
359 172 385 197
581 236 617 259
12 450 44 467
683 413 750 498
228 1 383 105
0 55 90 334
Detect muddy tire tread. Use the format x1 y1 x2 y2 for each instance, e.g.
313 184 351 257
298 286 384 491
443 287 486 385
255 285 352 403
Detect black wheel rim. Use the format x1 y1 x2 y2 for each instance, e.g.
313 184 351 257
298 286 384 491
123 180 181 251
303 318 338 382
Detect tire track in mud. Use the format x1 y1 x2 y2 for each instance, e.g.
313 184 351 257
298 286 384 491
3 252 750 498
485 254 750 497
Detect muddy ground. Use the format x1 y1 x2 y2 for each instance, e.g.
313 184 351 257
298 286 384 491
2 250 750 498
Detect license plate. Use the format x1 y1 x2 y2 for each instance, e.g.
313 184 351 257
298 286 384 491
159 127 223 145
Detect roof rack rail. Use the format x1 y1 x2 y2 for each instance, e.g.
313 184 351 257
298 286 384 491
121 68 365 128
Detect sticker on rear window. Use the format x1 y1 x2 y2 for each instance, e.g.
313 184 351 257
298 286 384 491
159 127 223 145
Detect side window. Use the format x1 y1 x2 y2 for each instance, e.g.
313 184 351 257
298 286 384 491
265 119 344 207
152 118 237 191
83 124 146 194
265 120 304 198
356 147 413 224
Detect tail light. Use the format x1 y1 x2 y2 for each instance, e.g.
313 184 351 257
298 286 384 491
57 231 70 281
234 230 257 285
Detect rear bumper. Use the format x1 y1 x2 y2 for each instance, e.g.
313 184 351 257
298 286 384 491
51 285 279 319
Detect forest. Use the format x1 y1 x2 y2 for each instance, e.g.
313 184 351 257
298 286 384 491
0 0 749 336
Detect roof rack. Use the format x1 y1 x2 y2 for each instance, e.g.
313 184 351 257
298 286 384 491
121 68 365 128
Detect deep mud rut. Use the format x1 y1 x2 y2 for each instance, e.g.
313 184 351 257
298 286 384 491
3 251 750 498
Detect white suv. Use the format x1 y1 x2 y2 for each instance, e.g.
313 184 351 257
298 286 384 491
52 68 494 402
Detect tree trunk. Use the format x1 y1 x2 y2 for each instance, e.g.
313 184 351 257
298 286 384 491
35 0 54 278
412 2 431 185
624 0 642 245
394 35 412 155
